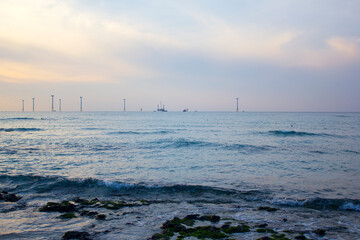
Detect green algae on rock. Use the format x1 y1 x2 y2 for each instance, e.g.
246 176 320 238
39 201 77 212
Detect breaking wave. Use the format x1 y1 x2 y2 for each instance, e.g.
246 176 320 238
2 174 358 211
268 197 360 211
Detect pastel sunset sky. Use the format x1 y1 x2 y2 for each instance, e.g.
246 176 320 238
1 0 359 111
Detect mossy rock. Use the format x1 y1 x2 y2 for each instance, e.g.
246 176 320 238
39 201 77 213
222 224 250 233
62 231 91 240
59 213 77 219
140 199 151 205
180 226 228 239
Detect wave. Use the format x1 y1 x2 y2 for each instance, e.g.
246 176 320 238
107 130 173 135
144 138 218 149
268 130 333 137
1 174 359 211
143 139 272 153
0 117 35 121
0 128 43 132
224 143 272 153
0 174 239 198
343 150 360 154
268 197 360 211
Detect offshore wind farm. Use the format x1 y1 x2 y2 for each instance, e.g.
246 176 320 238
1 1 360 240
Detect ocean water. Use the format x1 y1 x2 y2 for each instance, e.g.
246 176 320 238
0 112 359 239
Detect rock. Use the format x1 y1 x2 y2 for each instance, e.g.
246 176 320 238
314 228 326 236
257 223 268 228
161 218 187 232
183 226 228 239
59 213 77 219
257 206 279 212
39 201 77 212
96 214 106 220
295 235 307 240
80 210 98 217
0 192 22 202
256 228 277 233
282 218 288 222
184 214 200 220
222 224 250 233
199 215 221 223
62 231 91 240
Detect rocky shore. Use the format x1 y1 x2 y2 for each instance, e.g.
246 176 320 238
1 191 357 239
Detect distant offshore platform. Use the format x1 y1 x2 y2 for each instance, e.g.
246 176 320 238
19 96 241 112
156 102 167 112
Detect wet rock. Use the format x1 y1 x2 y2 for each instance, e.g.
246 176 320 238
199 215 221 223
271 233 290 240
313 228 326 236
140 199 151 205
256 228 277 233
0 192 22 202
182 226 228 239
282 218 287 222
257 206 279 212
257 223 268 228
222 224 250 233
39 201 77 212
62 231 91 240
184 214 200 220
295 235 307 240
96 214 106 220
80 210 98 217
161 217 187 232
59 213 77 219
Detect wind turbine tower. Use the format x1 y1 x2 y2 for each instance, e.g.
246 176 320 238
236 98 239 112
51 95 54 112
80 96 83 112
32 98 35 112
22 100 24 112
59 99 62 112
123 99 126 112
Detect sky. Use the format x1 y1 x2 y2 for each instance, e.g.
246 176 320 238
0 0 360 112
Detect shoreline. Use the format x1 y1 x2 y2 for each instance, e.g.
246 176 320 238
1 191 359 239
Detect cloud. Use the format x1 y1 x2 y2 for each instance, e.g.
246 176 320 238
0 0 157 84
282 37 360 68
0 0 359 87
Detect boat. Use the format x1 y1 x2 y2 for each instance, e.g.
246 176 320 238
157 102 167 112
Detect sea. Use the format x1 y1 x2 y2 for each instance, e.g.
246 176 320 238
0 111 359 239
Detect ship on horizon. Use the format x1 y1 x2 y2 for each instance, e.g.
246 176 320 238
157 102 167 112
